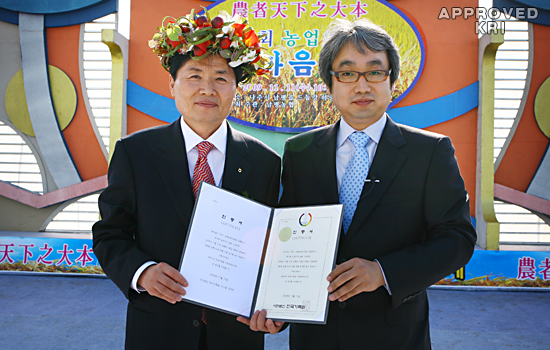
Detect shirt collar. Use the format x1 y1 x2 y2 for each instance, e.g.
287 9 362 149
180 117 228 156
337 114 387 149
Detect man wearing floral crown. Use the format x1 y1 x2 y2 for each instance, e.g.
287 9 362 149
93 10 282 349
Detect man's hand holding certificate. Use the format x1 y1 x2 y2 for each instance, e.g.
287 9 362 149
178 183 343 324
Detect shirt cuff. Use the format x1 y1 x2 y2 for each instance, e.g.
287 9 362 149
131 261 157 293
375 259 392 296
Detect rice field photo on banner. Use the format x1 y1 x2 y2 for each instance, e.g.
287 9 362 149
206 0 425 132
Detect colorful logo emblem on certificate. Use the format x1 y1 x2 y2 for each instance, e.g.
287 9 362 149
299 213 312 226
279 227 293 242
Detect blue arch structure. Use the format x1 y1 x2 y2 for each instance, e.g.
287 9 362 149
127 81 180 123
127 80 479 130
0 0 117 27
494 0 550 26
387 81 479 129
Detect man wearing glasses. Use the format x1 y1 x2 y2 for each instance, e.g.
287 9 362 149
275 19 477 349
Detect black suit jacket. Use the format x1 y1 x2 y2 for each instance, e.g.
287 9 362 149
92 119 281 350
280 117 476 350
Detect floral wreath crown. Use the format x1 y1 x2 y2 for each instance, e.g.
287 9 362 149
149 9 272 83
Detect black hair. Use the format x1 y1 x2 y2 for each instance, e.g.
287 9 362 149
319 19 401 91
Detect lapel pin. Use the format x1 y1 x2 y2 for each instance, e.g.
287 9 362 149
238 168 242 173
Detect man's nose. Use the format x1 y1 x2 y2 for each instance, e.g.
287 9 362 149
354 74 372 92
199 78 216 95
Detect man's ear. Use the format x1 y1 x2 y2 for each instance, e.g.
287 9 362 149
168 74 175 97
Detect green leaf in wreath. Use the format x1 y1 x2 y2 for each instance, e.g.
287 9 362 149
219 49 232 59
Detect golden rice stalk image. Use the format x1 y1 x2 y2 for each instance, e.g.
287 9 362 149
436 275 550 288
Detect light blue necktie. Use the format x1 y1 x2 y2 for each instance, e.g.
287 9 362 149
339 132 370 233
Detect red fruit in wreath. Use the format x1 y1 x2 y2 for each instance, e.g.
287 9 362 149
167 37 184 48
211 16 224 29
220 37 231 49
181 26 190 33
194 46 205 56
195 16 209 27
196 40 211 52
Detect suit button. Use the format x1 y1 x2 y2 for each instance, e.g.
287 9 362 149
192 319 200 327
339 302 346 308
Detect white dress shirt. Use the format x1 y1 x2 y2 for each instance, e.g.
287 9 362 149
181 117 227 187
131 117 228 292
336 114 392 295
336 114 386 192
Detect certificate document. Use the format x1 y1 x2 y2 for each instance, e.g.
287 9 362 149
179 182 343 324
253 205 341 323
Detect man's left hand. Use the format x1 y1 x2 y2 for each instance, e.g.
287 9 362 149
237 309 285 334
327 258 385 302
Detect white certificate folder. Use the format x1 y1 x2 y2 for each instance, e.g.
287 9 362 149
178 182 343 324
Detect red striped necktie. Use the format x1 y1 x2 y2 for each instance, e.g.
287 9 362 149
192 141 215 324
192 141 215 199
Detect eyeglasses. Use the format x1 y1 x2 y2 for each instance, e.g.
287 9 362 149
330 69 392 83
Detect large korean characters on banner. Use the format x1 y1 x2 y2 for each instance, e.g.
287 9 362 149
208 0 425 132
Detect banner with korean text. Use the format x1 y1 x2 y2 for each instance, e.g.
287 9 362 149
0 236 102 274
0 233 548 288
207 0 425 132
439 250 550 288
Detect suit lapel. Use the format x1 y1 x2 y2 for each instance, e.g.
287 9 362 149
221 124 251 196
154 118 195 225
343 117 408 245
312 122 339 204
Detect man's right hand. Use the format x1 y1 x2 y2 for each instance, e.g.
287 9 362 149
137 262 188 304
